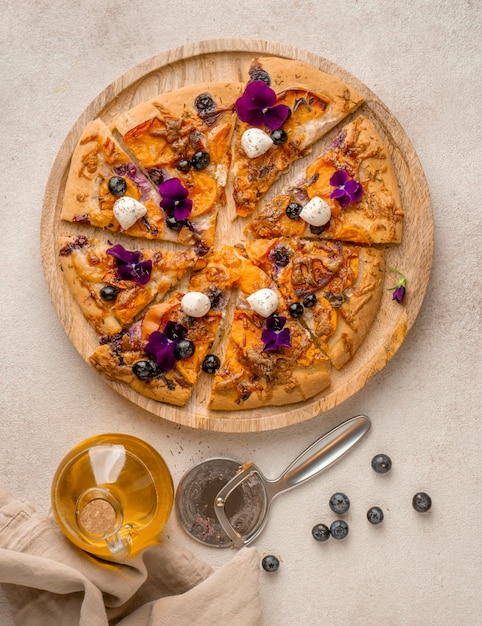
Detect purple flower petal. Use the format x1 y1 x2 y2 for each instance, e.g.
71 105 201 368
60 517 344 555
244 80 277 109
261 329 279 351
265 314 286 331
329 170 349 187
276 327 292 349
235 98 265 127
345 179 363 203
330 188 351 208
173 198 193 221
159 178 189 200
263 104 291 131
392 285 406 304
106 244 142 265
164 321 187 342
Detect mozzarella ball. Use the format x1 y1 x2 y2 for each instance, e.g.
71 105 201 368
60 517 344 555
181 292 211 317
241 128 274 158
299 196 332 227
246 288 279 317
113 197 148 230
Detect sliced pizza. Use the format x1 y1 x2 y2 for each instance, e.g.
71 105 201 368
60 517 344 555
244 237 385 369
230 56 364 217
89 292 223 407
59 236 198 336
111 83 244 250
245 115 404 245
61 118 174 242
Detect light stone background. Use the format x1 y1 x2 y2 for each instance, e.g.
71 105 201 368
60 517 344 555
1 1 481 624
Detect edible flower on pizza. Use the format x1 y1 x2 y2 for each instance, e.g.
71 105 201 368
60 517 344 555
144 321 190 371
159 178 193 222
329 169 363 208
261 314 292 352
106 244 152 285
235 80 290 131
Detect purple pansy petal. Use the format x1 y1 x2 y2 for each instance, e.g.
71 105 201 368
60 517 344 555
392 285 406 304
145 331 168 354
263 104 291 131
160 197 175 213
244 80 277 109
276 328 292 349
344 179 363 203
330 188 351 207
173 199 193 221
154 343 177 371
164 321 187 342
261 329 279 351
106 244 141 265
159 178 189 199
265 314 286 331
235 99 265 127
329 170 349 187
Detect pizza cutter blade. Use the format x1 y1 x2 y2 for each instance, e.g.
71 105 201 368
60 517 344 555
175 415 370 548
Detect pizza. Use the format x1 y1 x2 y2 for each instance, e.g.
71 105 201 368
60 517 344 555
57 56 404 411
245 115 404 244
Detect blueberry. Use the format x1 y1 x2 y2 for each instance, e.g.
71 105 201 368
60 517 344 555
177 159 191 172
108 176 127 197
309 223 328 235
249 70 271 85
166 215 185 231
174 339 195 360
371 454 392 474
99 285 119 302
302 294 318 308
412 492 432 513
202 354 220 374
329 492 350 515
261 555 279 572
285 202 302 219
312 523 330 542
273 246 291 266
330 519 349 540
367 506 384 525
132 360 156 381
194 93 216 114
147 167 164 186
271 129 288 145
191 151 210 170
288 302 304 318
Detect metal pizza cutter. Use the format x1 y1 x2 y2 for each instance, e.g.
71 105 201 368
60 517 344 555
175 415 370 548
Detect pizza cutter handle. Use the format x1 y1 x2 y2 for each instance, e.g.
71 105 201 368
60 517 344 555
267 415 371 498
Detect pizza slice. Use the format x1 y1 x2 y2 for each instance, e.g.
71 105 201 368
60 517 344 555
245 115 404 245
230 56 364 217
186 245 331 410
111 83 244 250
89 292 222 407
244 237 384 369
61 118 176 242
59 235 198 336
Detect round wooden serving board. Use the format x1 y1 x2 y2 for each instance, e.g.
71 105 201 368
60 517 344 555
41 39 433 433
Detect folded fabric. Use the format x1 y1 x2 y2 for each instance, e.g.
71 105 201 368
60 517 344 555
0 486 265 625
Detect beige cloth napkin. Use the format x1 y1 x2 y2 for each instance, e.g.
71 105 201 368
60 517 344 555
0 486 265 625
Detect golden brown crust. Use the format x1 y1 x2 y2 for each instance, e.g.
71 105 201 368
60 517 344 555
246 115 403 244
231 57 365 216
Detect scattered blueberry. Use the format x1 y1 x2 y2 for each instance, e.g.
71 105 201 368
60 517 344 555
191 150 210 170
302 294 318 308
330 519 349 540
194 93 216 114
412 492 432 513
271 129 288 145
329 493 350 515
132 360 157 381
261 555 280 572
176 159 191 172
147 167 164 186
309 223 328 235
108 176 127 197
202 354 221 374
288 302 304 318
371 454 392 474
273 246 291 266
285 202 303 219
249 70 271 85
312 523 330 542
174 339 195 360
367 506 384 525
99 285 120 302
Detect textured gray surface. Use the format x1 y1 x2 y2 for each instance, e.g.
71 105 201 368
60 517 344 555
1 1 481 624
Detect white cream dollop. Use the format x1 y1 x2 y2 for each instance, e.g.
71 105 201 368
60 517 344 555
246 288 279 317
241 128 274 159
113 196 147 230
181 292 211 318
299 196 331 227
